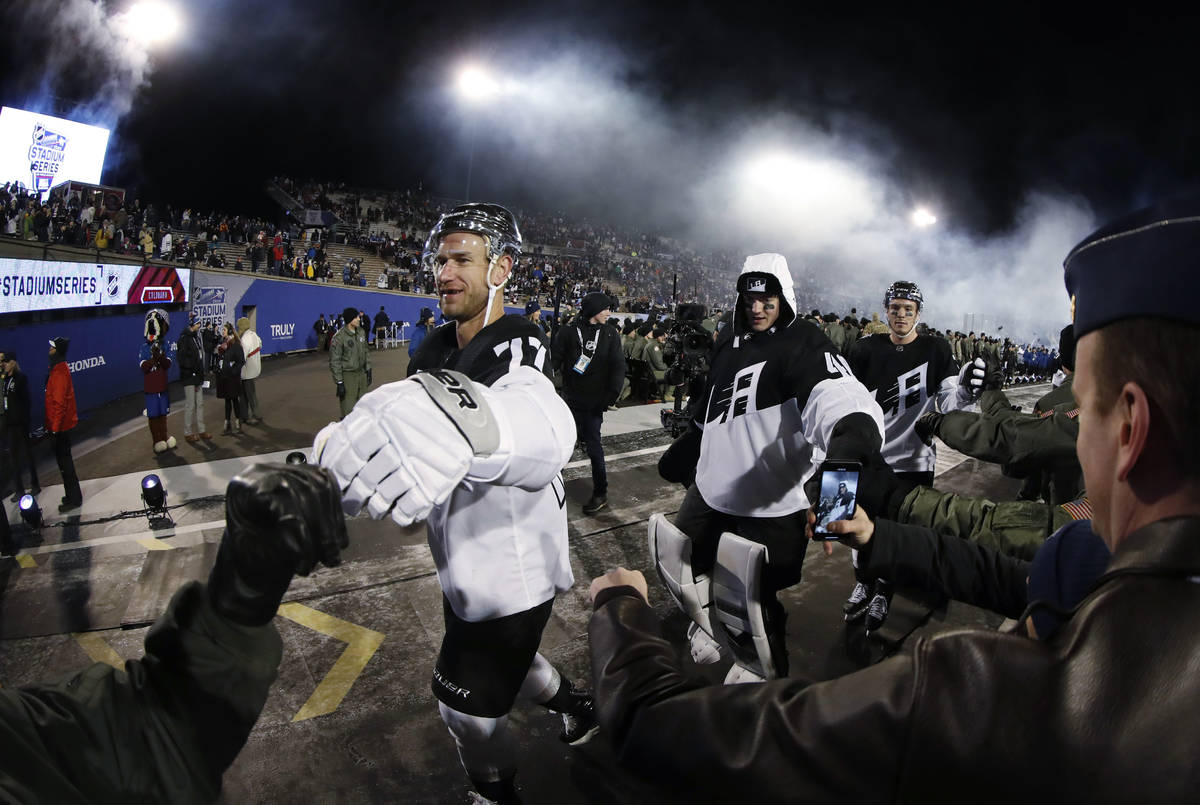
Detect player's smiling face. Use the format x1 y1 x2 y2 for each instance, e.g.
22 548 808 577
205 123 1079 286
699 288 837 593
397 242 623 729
434 232 491 321
886 298 920 337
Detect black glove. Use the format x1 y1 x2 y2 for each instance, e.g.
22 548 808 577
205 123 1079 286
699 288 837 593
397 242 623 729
366 368 373 386
982 357 1005 392
854 464 919 522
915 411 944 446
658 423 702 488
207 464 349 626
336 381 346 399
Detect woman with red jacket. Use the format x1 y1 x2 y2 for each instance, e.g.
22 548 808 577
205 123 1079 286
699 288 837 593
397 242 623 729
45 336 83 512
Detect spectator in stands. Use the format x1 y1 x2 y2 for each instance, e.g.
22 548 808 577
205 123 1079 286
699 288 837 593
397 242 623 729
237 317 263 425
45 337 83 512
1 351 38 500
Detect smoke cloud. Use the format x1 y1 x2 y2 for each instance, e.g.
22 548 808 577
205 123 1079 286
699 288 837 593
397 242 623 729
424 38 1092 342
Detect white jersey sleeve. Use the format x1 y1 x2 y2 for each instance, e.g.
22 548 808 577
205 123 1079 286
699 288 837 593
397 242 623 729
468 366 575 490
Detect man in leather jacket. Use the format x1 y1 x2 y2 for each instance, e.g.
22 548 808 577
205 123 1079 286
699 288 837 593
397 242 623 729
586 196 1200 802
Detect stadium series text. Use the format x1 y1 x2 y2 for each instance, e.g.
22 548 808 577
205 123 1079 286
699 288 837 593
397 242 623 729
0 275 98 296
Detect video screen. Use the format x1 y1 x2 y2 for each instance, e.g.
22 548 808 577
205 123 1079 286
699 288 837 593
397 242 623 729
813 467 859 534
0 107 110 197
0 259 190 314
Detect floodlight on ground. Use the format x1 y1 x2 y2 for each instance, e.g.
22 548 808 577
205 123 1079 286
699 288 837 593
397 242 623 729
456 65 501 102
18 495 42 529
286 451 308 465
141 474 167 510
911 207 938 228
122 2 183 46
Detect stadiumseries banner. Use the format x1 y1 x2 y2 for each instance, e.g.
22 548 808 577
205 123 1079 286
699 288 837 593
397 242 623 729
0 258 191 313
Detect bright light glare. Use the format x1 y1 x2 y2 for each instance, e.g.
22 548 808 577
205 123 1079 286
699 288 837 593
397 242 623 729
911 207 938 228
122 2 182 45
457 66 501 101
738 151 876 221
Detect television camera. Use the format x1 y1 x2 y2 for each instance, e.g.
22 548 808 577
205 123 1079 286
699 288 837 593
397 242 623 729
660 302 711 437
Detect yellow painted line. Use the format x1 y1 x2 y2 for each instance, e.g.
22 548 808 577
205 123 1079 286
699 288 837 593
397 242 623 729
15 554 36 568
137 538 174 551
277 602 385 722
73 633 125 670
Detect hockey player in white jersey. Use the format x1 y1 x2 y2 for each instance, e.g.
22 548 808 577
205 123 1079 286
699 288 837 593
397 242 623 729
659 253 886 679
313 204 593 805
843 280 985 632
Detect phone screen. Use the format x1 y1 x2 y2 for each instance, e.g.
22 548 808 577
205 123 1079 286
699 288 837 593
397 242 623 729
813 465 860 538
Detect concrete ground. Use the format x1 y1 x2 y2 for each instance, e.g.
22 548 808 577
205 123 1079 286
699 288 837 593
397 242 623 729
0 347 1055 804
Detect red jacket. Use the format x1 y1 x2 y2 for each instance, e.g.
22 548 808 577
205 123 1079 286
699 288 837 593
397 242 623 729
45 362 78 433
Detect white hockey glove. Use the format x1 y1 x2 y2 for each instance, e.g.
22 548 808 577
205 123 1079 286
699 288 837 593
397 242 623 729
312 370 501 526
957 357 987 401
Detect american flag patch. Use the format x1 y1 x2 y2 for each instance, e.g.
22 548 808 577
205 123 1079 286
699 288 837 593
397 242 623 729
1060 498 1092 520
1064 408 1079 419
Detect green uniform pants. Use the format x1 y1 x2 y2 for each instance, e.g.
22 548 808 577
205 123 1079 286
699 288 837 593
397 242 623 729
340 370 368 419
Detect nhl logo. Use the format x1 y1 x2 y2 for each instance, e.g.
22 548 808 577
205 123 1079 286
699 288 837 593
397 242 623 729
746 279 767 293
105 270 121 299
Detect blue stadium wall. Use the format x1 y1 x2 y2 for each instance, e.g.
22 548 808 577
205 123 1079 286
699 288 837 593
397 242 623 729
0 268 527 428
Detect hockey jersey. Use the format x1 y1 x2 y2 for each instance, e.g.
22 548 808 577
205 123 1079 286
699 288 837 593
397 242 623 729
694 319 885 517
848 333 967 473
408 315 575 621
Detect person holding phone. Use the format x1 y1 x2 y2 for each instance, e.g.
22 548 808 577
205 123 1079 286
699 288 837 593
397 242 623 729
587 195 1200 802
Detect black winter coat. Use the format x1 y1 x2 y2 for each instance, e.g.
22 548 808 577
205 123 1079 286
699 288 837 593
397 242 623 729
552 320 625 411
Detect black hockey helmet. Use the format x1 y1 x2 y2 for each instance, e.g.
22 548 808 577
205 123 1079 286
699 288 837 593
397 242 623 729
423 203 522 268
883 281 923 311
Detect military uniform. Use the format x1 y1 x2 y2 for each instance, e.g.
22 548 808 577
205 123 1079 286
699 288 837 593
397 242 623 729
329 324 371 418
0 582 281 803
936 386 1082 504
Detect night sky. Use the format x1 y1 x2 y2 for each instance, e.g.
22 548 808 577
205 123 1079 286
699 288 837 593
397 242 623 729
3 2 1196 230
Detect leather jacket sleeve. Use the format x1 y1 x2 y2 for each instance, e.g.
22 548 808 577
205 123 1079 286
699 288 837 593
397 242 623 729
589 592 916 803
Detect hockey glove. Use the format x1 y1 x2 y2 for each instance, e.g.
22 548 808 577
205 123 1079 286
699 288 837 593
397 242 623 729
208 464 348 626
958 358 987 400
915 411 944 446
982 356 1005 392
336 381 346 400
312 370 501 526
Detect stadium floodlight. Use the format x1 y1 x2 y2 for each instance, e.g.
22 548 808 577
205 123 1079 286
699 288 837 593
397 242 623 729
911 206 938 228
141 474 167 510
18 494 42 529
122 2 183 46
456 65 501 102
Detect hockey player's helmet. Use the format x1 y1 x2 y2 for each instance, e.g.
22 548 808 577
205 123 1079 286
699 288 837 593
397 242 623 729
423 203 522 270
884 281 923 311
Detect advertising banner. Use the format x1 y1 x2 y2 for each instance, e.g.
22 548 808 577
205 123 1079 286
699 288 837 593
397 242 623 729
0 259 190 313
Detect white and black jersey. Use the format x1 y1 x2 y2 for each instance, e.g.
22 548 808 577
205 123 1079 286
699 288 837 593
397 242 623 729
693 320 885 517
408 315 574 622
848 333 968 473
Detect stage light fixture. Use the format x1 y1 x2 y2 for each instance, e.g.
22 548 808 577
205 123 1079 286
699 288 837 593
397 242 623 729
18 494 42 529
141 474 167 510
286 451 308 465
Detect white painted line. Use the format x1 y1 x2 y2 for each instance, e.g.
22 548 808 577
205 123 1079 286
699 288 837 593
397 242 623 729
16 518 226 557
564 444 667 470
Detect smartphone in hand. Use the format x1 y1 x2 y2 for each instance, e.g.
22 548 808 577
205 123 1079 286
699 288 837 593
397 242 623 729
812 461 861 539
